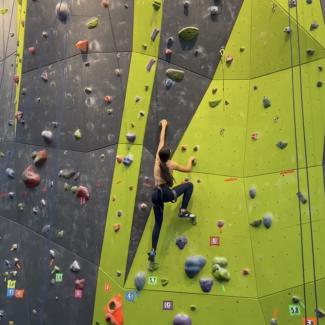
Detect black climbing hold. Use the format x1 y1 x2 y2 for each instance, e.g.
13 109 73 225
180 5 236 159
317 81 323 88
176 236 188 250
292 296 300 304
250 219 262 227
315 308 325 318
209 99 222 108
56 2 69 22
296 192 307 204
263 97 271 108
152 1 161 10
126 132 136 143
276 141 288 149
310 22 319 31
306 49 315 56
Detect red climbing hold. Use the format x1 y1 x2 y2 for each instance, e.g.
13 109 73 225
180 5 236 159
76 186 90 205
28 46 36 55
22 165 41 188
104 294 124 325
75 278 86 290
75 40 89 53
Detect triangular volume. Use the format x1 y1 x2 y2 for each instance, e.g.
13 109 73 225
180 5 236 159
250 0 325 79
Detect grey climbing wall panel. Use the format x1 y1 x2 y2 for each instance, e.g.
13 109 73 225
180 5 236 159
125 147 155 281
17 52 130 152
0 142 116 265
23 0 132 72
0 54 16 141
143 59 210 156
158 0 244 78
0 216 98 325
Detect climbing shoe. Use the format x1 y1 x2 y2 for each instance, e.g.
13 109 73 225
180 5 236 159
147 249 156 262
179 210 195 219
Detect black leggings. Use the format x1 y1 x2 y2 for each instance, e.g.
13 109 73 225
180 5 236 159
151 182 193 250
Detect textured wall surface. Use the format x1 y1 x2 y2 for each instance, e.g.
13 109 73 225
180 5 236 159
0 0 324 325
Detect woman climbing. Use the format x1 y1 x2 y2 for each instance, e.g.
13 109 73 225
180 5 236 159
148 119 196 262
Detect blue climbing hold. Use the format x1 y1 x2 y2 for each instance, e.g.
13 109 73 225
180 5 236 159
263 215 272 229
164 78 175 89
176 236 187 250
184 256 206 278
249 187 256 199
134 272 146 291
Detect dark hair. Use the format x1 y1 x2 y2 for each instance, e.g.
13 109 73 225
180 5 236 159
159 146 174 187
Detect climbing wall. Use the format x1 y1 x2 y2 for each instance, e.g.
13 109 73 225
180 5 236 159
0 0 324 325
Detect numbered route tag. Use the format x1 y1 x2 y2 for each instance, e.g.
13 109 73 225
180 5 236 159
209 236 220 246
6 288 15 297
302 318 316 325
148 276 158 286
7 280 16 289
55 273 63 283
125 291 137 302
289 305 301 316
14 289 25 299
74 289 83 299
162 301 173 310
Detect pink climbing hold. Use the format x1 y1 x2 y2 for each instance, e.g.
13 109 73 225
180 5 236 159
75 278 86 290
104 95 112 104
76 186 90 205
28 46 36 55
75 40 89 53
22 165 41 188
101 0 109 8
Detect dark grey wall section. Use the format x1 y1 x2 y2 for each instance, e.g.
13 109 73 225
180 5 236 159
125 147 155 281
321 0 325 22
0 142 116 265
0 54 16 141
143 59 210 156
17 52 130 152
158 0 244 78
23 0 132 72
0 217 30 324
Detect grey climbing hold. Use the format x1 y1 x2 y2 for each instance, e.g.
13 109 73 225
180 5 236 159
262 97 271 108
296 192 307 204
126 132 136 143
146 59 156 72
263 214 272 229
176 236 187 250
41 130 53 143
164 78 175 89
173 314 192 325
310 22 319 31
59 169 76 179
8 192 15 199
49 249 55 259
178 26 199 41
42 224 51 234
209 6 219 16
199 277 213 293
151 28 160 41
70 260 80 272
212 257 228 267
249 187 256 199
55 2 69 22
87 17 99 29
134 272 146 291
41 71 48 82
6 168 15 179
250 219 262 227
209 99 222 108
276 141 288 149
184 256 206 278
166 69 184 81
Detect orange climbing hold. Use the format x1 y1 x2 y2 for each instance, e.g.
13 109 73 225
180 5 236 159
104 294 123 325
75 40 89 53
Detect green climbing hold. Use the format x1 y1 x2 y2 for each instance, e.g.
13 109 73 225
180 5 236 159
87 17 99 29
212 265 231 281
178 26 199 41
209 99 222 108
190 305 197 311
161 278 169 286
152 1 161 10
0 8 8 14
212 257 228 267
74 129 82 140
166 69 184 81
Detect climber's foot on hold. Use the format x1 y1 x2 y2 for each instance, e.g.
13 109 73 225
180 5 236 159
179 210 197 225
147 249 156 262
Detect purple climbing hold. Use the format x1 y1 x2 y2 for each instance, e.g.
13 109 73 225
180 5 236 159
249 187 256 199
146 59 156 72
175 236 187 250
263 214 272 229
126 132 136 143
199 278 213 293
173 313 192 325
151 28 160 41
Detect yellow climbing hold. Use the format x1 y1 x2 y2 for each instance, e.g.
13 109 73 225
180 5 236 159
87 17 99 29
